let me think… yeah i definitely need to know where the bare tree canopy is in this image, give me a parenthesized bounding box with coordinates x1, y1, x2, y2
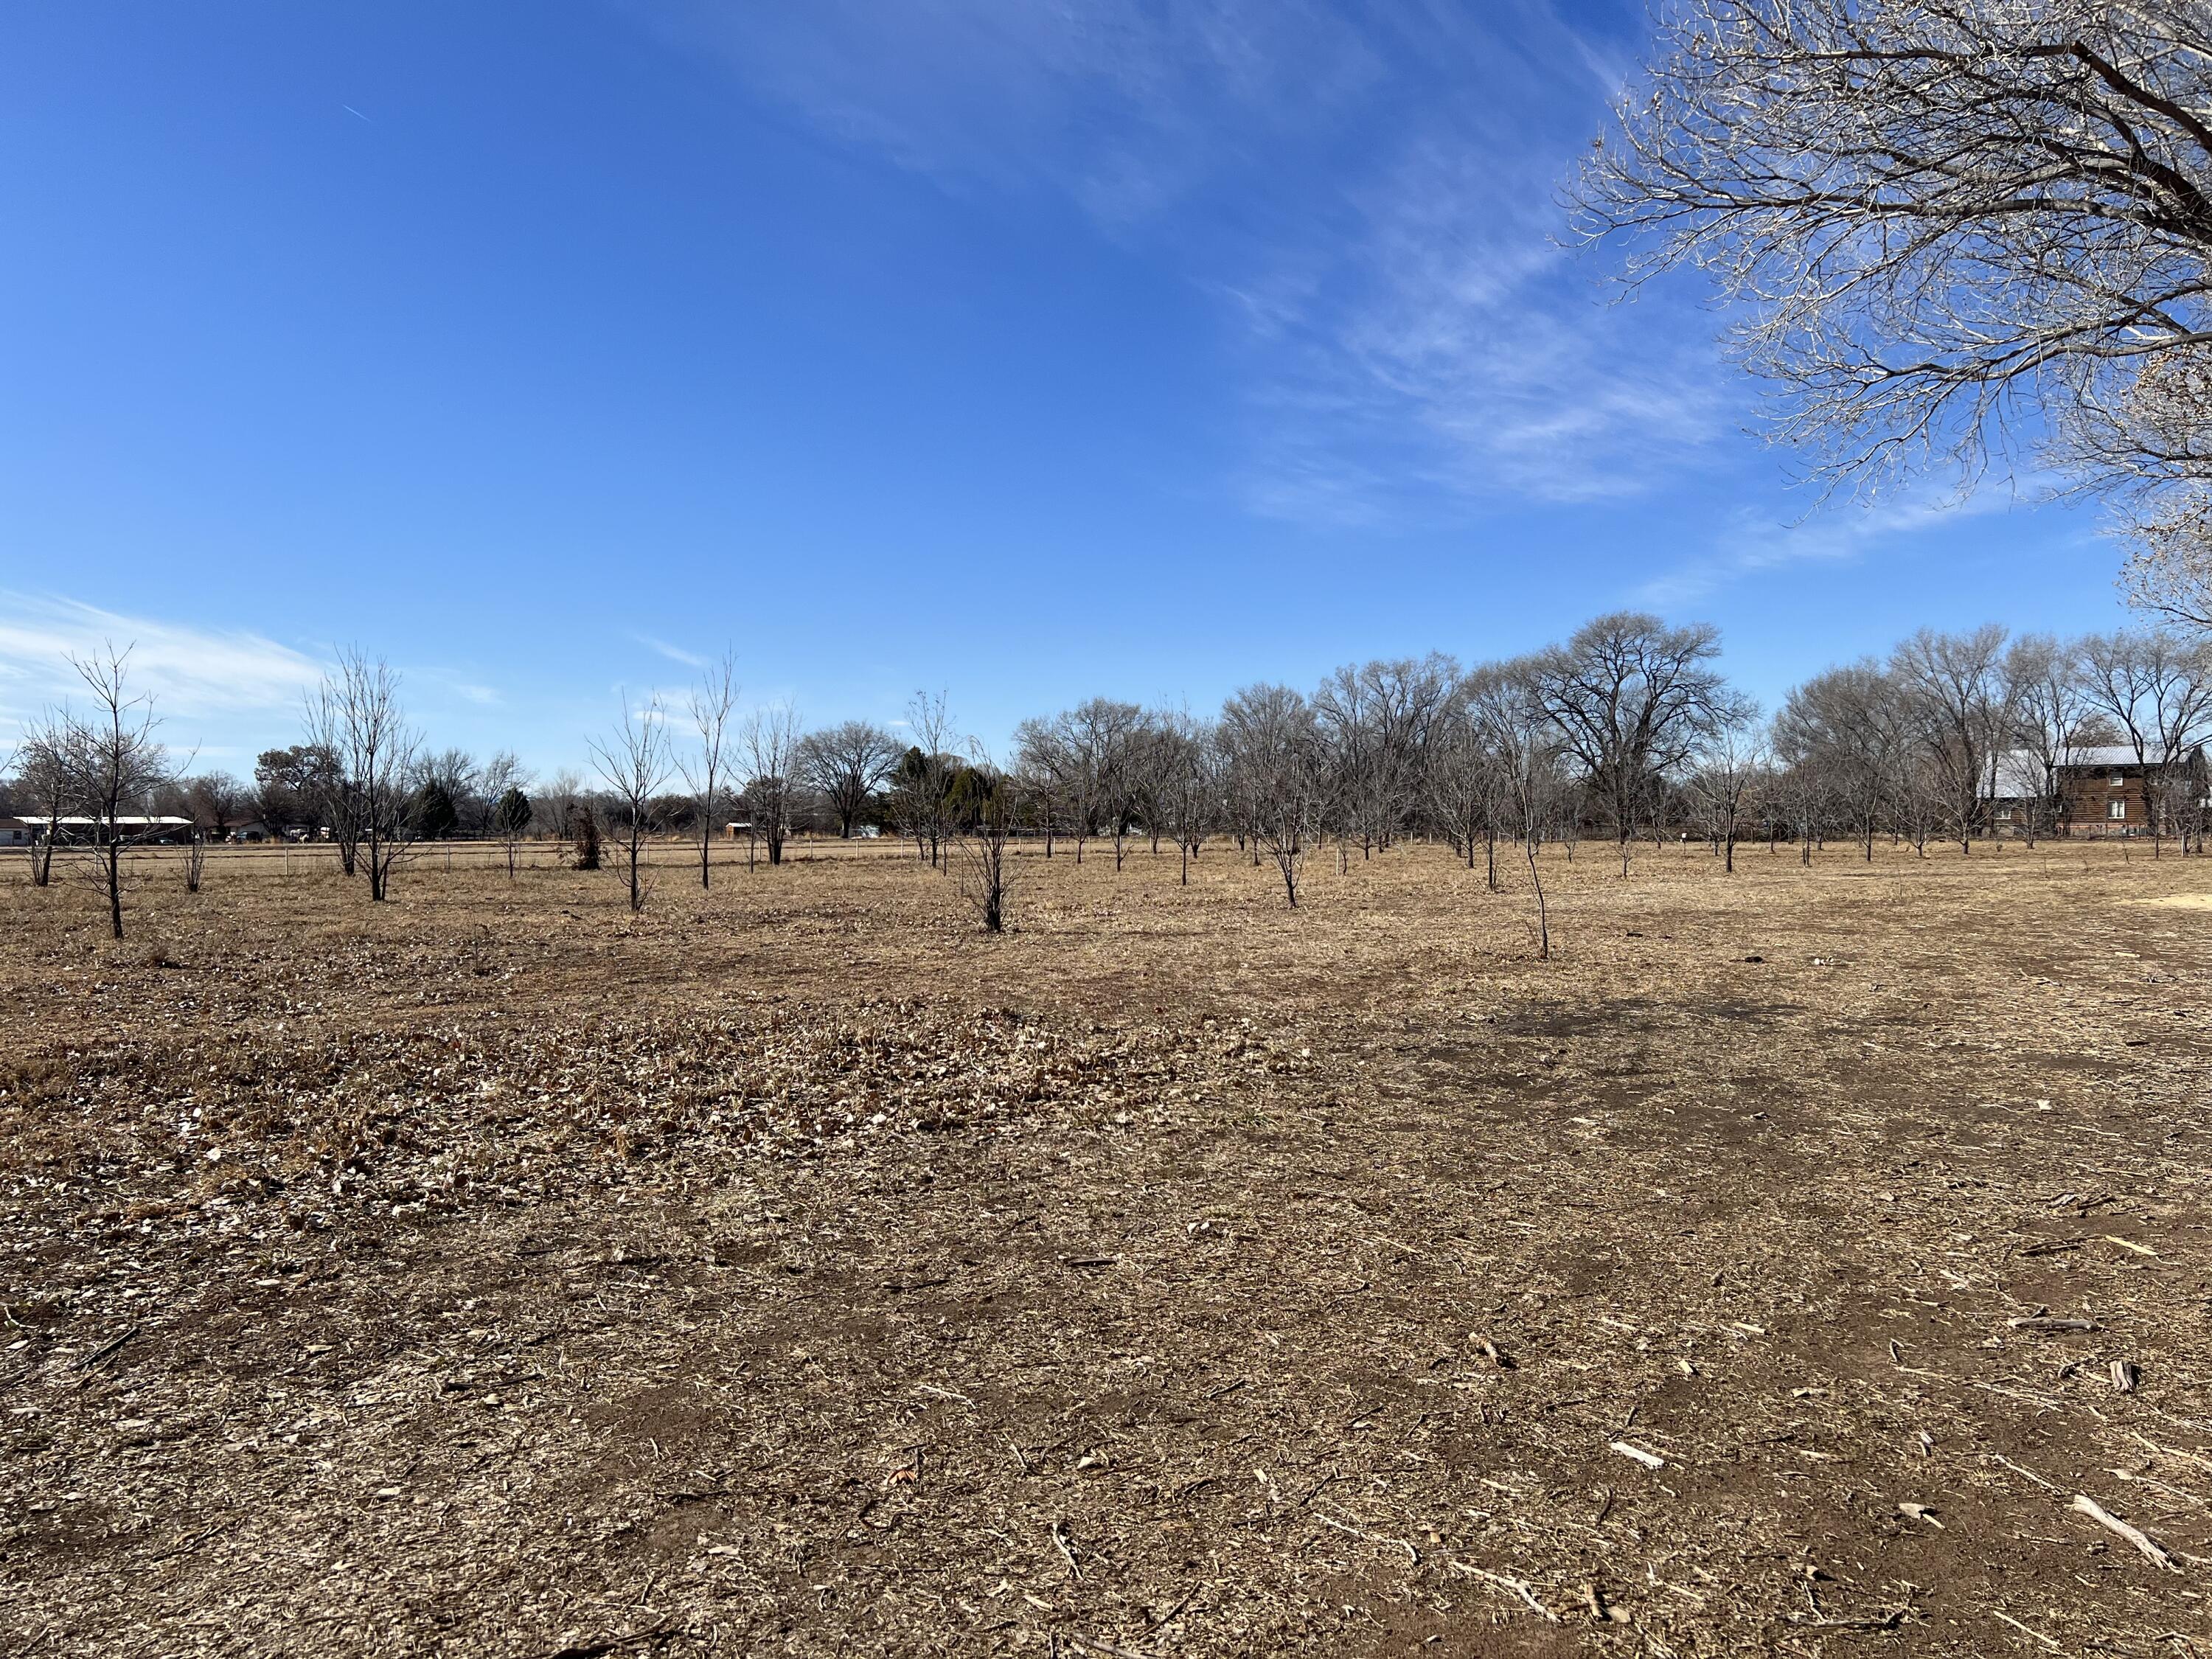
(181, 772, 250, 838)
(1891, 622, 2014, 855)
(588, 692, 672, 913)
(1528, 612, 1731, 871)
(677, 653, 740, 889)
(1218, 683, 1323, 908)
(13, 708, 80, 888)
(1312, 655, 1455, 858)
(60, 646, 174, 939)
(891, 691, 959, 868)
(308, 650, 420, 902)
(2078, 625, 2212, 848)
(797, 720, 900, 840)
(740, 703, 805, 869)
(951, 745, 1018, 933)
(1573, 1, 2212, 626)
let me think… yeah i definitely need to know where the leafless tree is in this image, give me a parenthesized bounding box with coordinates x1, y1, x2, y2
(2003, 634, 2092, 842)
(798, 719, 900, 839)
(309, 650, 420, 902)
(953, 747, 1018, 933)
(13, 710, 77, 888)
(1764, 750, 1832, 866)
(478, 750, 526, 814)
(1529, 613, 1730, 877)
(1425, 709, 1492, 877)
(740, 703, 804, 868)
(1011, 716, 1080, 858)
(588, 693, 672, 912)
(677, 653, 740, 888)
(1775, 663, 1909, 860)
(1313, 655, 1454, 857)
(538, 768, 583, 839)
(59, 646, 175, 939)
(2127, 487, 2212, 636)
(1686, 699, 1766, 872)
(1124, 715, 1183, 858)
(1151, 712, 1218, 885)
(892, 690, 959, 868)
(1892, 625, 2010, 854)
(1439, 665, 1532, 891)
(1092, 702, 1151, 871)
(1186, 717, 1229, 878)
(183, 773, 250, 840)
(1576, 1, 2212, 619)
(301, 681, 368, 878)
(1218, 683, 1321, 909)
(480, 751, 532, 877)
(2079, 627, 2212, 853)
(1032, 698, 1144, 866)
(1899, 746, 1952, 856)
(1481, 663, 1562, 960)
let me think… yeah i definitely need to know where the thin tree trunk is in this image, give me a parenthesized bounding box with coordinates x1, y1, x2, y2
(1526, 838, 1548, 961)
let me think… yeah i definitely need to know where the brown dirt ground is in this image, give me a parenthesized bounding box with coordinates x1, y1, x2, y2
(3, 835, 2211, 1658)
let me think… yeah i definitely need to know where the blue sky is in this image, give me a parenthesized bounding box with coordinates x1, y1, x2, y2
(1, 0, 2118, 777)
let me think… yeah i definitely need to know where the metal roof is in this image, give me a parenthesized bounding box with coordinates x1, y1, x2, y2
(1982, 746, 2201, 799)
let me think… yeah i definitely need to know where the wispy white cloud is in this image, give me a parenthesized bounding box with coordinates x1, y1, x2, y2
(0, 591, 326, 736)
(633, 0, 1707, 526)
(631, 632, 707, 669)
(1213, 4, 1725, 518)
(640, 0, 1384, 225)
(1229, 135, 1722, 520)
(1635, 482, 2028, 608)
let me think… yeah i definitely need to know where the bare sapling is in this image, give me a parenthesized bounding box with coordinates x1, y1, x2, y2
(14, 711, 77, 888)
(309, 650, 420, 902)
(678, 652, 740, 889)
(589, 692, 672, 914)
(740, 702, 804, 868)
(955, 745, 1017, 933)
(60, 645, 177, 941)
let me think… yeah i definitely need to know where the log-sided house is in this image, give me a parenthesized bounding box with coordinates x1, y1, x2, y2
(1986, 745, 2210, 838)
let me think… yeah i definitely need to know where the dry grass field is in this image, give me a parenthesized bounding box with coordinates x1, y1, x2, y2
(3, 835, 2210, 1657)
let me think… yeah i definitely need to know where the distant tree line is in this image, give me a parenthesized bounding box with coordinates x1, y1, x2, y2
(7, 615, 2211, 939)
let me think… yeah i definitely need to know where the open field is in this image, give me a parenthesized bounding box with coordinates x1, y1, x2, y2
(4, 836, 2211, 1657)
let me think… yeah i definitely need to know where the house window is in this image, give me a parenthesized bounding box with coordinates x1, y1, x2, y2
(1996, 807, 2014, 821)
(2110, 799, 2128, 821)
(2111, 772, 2127, 787)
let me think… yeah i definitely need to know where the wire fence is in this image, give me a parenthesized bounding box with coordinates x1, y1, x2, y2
(0, 836, 903, 877)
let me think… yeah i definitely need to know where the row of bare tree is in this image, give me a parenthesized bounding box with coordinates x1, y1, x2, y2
(10, 613, 2211, 943)
(1773, 627, 2212, 860)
